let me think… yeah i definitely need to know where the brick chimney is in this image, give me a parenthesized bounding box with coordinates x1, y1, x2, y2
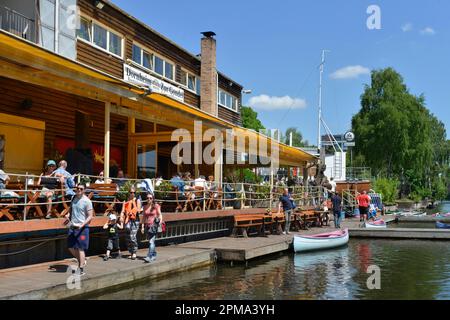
(200, 32, 218, 116)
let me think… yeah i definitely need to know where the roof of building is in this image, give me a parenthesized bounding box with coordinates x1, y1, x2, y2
(103, 0, 244, 89)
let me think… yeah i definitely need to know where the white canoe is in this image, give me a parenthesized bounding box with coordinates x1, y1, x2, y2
(365, 220, 387, 229)
(293, 229, 349, 253)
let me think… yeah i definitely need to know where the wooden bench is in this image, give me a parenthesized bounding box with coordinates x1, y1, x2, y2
(232, 214, 265, 238)
(270, 212, 286, 234)
(0, 181, 23, 221)
(295, 210, 321, 229)
(87, 183, 118, 216)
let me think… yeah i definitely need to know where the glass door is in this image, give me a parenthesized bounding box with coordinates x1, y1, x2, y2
(137, 144, 156, 179)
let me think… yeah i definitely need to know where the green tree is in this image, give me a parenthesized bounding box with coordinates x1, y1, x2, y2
(241, 106, 265, 132)
(352, 68, 448, 198)
(284, 127, 308, 147)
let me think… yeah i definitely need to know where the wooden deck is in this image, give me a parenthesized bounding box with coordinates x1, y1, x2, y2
(0, 208, 271, 235)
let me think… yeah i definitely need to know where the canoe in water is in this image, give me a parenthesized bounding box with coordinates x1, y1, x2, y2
(436, 221, 450, 229)
(293, 229, 349, 253)
(365, 220, 387, 229)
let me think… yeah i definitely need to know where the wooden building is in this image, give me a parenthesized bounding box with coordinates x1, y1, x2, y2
(0, 0, 316, 180)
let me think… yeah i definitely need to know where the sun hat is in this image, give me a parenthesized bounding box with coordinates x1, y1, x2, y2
(47, 160, 57, 166)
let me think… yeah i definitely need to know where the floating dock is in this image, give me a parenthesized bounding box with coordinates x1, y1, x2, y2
(349, 228, 450, 240)
(178, 235, 293, 262)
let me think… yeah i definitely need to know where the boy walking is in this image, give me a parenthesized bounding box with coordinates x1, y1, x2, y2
(64, 183, 93, 276)
(103, 214, 123, 261)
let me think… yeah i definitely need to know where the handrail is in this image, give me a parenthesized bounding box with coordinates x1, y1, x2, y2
(0, 171, 328, 221)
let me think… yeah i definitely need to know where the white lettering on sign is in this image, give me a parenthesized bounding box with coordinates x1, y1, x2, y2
(123, 64, 185, 102)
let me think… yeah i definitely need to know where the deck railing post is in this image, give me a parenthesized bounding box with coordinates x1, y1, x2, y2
(203, 189, 206, 212)
(23, 172, 28, 221)
(241, 182, 245, 209)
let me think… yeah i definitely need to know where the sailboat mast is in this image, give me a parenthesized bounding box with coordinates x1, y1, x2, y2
(317, 50, 326, 154)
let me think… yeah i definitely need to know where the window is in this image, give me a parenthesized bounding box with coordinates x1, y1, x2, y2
(154, 56, 164, 76)
(77, 17, 123, 58)
(93, 23, 107, 50)
(143, 51, 153, 70)
(109, 31, 122, 56)
(187, 74, 196, 91)
(218, 89, 238, 112)
(165, 61, 174, 80)
(179, 69, 200, 94)
(77, 17, 91, 41)
(132, 44, 142, 64)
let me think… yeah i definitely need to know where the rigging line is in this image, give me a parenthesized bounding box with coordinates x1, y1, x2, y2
(275, 63, 318, 128)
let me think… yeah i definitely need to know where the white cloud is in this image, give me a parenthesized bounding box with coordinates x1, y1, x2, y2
(420, 27, 436, 35)
(401, 23, 413, 32)
(248, 95, 307, 111)
(330, 65, 370, 80)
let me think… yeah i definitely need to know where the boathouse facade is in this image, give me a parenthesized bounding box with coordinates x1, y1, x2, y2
(0, 0, 314, 180)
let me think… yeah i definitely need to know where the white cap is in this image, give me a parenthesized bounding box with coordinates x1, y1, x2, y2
(109, 214, 117, 221)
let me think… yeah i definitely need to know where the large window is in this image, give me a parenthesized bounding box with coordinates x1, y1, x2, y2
(179, 69, 200, 95)
(218, 89, 239, 112)
(132, 43, 174, 81)
(76, 17, 123, 58)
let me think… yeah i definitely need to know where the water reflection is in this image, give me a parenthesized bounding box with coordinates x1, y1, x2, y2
(91, 238, 450, 300)
(294, 247, 356, 299)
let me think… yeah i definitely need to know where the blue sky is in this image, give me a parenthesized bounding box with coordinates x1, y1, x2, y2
(111, 0, 449, 144)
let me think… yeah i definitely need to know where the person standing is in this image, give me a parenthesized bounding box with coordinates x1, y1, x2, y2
(331, 192, 343, 229)
(357, 190, 371, 222)
(140, 193, 163, 263)
(64, 183, 93, 276)
(277, 188, 294, 235)
(120, 187, 141, 260)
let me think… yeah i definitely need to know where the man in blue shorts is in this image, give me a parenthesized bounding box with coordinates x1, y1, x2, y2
(64, 183, 93, 276)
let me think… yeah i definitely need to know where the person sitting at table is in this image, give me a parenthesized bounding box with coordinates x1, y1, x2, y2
(38, 160, 62, 219)
(0, 169, 9, 191)
(53, 160, 75, 199)
(194, 175, 207, 189)
(114, 169, 127, 188)
(183, 172, 194, 190)
(206, 175, 217, 191)
(170, 173, 185, 195)
(95, 171, 105, 184)
(0, 169, 19, 198)
(222, 177, 235, 207)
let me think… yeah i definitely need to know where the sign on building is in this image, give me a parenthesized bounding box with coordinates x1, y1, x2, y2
(123, 64, 185, 103)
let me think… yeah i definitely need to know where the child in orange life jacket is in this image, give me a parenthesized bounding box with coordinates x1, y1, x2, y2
(103, 214, 123, 261)
(120, 187, 142, 260)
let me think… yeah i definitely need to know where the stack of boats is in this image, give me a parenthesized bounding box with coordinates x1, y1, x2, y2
(394, 211, 427, 217)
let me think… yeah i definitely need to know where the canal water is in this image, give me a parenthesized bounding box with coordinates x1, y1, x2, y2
(91, 202, 450, 300)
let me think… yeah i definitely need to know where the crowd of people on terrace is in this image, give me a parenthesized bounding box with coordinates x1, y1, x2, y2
(1, 159, 380, 277)
(0, 158, 344, 223)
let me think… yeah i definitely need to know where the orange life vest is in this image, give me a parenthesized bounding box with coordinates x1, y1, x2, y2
(124, 198, 138, 222)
